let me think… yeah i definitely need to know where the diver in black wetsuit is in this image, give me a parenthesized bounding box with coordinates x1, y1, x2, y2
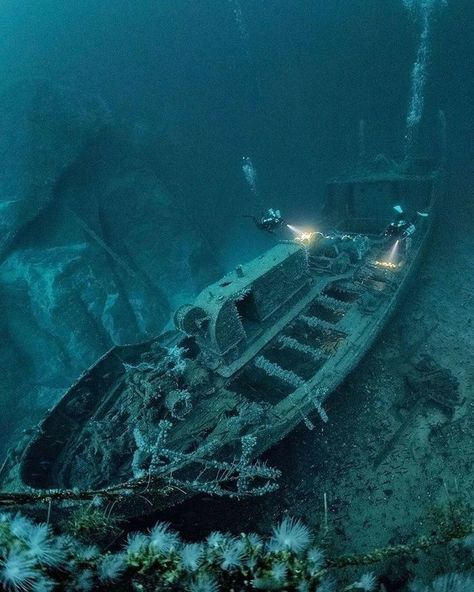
(384, 205, 429, 259)
(384, 206, 417, 240)
(247, 208, 284, 234)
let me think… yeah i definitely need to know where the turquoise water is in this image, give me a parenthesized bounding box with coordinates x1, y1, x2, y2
(0, 2, 472, 590)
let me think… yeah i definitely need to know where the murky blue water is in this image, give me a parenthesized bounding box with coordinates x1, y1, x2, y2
(0, 2, 472, 588)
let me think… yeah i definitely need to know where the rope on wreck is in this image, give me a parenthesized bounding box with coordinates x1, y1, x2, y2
(325, 527, 473, 570)
(0, 477, 174, 506)
(0, 487, 472, 575)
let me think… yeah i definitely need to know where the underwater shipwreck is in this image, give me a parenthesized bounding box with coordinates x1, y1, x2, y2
(3, 0, 473, 589)
(0, 155, 445, 520)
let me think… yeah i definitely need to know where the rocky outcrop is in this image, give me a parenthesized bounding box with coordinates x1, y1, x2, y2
(90, 166, 218, 304)
(0, 81, 222, 446)
(0, 79, 109, 260)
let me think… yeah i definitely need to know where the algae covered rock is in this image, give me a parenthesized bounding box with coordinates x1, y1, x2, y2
(0, 241, 168, 394)
(0, 80, 221, 448)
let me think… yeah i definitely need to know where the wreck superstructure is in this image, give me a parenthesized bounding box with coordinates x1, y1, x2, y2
(175, 243, 310, 376)
(0, 157, 444, 519)
(323, 158, 438, 233)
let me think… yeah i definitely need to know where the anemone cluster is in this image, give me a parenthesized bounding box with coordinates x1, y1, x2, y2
(0, 511, 471, 591)
(0, 513, 367, 591)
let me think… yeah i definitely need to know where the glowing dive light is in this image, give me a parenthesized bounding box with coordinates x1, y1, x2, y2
(287, 224, 318, 246)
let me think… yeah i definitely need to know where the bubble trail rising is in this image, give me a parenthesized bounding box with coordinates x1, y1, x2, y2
(228, 0, 248, 40)
(403, 0, 448, 158)
(242, 156, 258, 196)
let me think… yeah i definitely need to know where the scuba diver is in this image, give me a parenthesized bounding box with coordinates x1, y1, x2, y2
(384, 205, 428, 240)
(384, 205, 415, 240)
(384, 205, 429, 256)
(246, 208, 284, 234)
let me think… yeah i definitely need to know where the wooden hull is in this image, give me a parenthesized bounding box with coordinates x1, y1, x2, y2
(0, 166, 444, 520)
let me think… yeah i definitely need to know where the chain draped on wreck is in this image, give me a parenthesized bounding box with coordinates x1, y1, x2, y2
(0, 432, 280, 508)
(0, 343, 281, 511)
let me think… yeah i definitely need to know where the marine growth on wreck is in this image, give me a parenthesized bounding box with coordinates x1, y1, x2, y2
(0, 0, 471, 590)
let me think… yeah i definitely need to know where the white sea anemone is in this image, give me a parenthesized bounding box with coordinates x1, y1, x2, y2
(354, 572, 377, 591)
(9, 514, 35, 541)
(246, 532, 263, 548)
(99, 554, 126, 582)
(206, 531, 226, 548)
(73, 569, 94, 592)
(0, 550, 38, 592)
(270, 561, 288, 583)
(219, 538, 245, 571)
(54, 534, 75, 552)
(148, 522, 179, 554)
(126, 533, 149, 554)
(180, 543, 204, 571)
(30, 575, 55, 592)
(268, 517, 312, 554)
(75, 544, 100, 561)
(23, 523, 66, 567)
(307, 546, 324, 574)
(189, 573, 219, 592)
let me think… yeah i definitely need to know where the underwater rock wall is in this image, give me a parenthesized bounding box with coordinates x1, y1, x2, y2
(0, 79, 109, 259)
(0, 80, 221, 448)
